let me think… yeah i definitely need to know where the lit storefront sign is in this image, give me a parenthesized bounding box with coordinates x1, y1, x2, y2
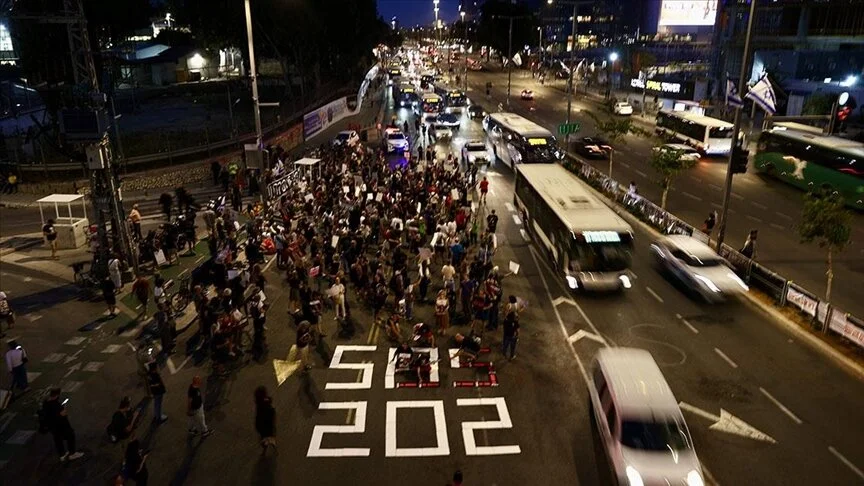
(629, 78, 695, 100)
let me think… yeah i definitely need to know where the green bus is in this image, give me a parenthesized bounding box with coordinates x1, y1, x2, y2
(754, 125, 864, 210)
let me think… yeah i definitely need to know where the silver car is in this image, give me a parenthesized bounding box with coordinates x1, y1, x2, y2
(650, 235, 749, 302)
(461, 140, 489, 166)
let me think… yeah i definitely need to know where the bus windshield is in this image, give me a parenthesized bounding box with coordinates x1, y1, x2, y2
(448, 92, 466, 106)
(521, 137, 561, 163)
(422, 99, 441, 113)
(568, 241, 632, 272)
(709, 126, 733, 139)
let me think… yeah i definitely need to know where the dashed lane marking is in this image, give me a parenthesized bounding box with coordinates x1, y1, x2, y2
(714, 348, 739, 369)
(101, 344, 123, 354)
(83, 361, 104, 372)
(676, 314, 699, 334)
(769, 223, 786, 231)
(635, 169, 648, 178)
(645, 286, 665, 303)
(731, 193, 744, 201)
(759, 387, 803, 425)
(745, 215, 763, 223)
(682, 191, 702, 201)
(42, 353, 65, 363)
(65, 337, 86, 346)
(828, 446, 864, 481)
(752, 202, 768, 210)
(708, 183, 722, 191)
(775, 212, 794, 221)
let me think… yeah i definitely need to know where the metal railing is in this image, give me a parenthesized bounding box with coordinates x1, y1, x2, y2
(561, 154, 864, 354)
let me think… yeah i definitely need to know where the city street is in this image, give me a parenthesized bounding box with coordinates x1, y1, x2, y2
(460, 67, 864, 320)
(1, 70, 864, 486)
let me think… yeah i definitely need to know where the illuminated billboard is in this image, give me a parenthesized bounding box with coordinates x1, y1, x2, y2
(658, 1, 718, 27)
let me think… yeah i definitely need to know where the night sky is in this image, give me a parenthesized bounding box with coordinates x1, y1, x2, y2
(377, 0, 463, 28)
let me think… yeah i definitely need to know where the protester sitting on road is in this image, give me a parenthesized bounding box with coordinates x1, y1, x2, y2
(454, 332, 482, 363)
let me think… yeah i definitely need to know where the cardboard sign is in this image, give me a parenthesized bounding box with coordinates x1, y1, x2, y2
(355, 187, 361, 198)
(341, 163, 347, 174)
(367, 193, 373, 201)
(342, 186, 350, 194)
(331, 235, 339, 248)
(154, 249, 167, 266)
(451, 189, 459, 200)
(305, 193, 314, 202)
(376, 193, 384, 202)
(417, 202, 422, 214)
(509, 261, 520, 275)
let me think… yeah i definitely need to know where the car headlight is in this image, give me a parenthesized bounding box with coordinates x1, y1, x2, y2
(728, 272, 749, 291)
(687, 470, 704, 486)
(625, 466, 644, 486)
(693, 274, 721, 293)
(565, 275, 578, 289)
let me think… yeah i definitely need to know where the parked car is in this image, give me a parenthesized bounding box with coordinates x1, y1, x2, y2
(384, 128, 409, 153)
(435, 113, 460, 128)
(612, 101, 634, 116)
(520, 89, 534, 100)
(575, 137, 613, 159)
(333, 130, 360, 147)
(461, 140, 490, 166)
(650, 235, 749, 303)
(653, 143, 701, 162)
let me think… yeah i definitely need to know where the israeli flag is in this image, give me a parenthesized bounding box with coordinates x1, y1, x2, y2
(726, 79, 743, 108)
(745, 74, 777, 115)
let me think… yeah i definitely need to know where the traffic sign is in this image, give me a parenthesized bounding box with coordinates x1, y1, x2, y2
(558, 123, 580, 135)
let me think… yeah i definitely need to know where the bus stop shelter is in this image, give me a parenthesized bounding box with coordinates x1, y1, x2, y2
(294, 158, 321, 180)
(36, 194, 90, 249)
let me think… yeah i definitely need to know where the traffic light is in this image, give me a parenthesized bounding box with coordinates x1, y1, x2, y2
(731, 146, 749, 174)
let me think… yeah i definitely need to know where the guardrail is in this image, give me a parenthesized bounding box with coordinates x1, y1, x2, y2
(560, 154, 864, 354)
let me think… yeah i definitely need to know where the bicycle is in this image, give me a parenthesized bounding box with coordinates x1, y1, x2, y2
(168, 276, 193, 314)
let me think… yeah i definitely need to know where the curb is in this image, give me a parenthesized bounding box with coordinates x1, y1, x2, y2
(0, 239, 43, 257)
(0, 201, 35, 209)
(584, 172, 864, 383)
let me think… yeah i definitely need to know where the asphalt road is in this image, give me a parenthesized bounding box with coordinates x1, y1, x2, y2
(459, 67, 864, 322)
(2, 78, 864, 486)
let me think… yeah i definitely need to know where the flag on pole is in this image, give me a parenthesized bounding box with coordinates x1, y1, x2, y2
(512, 53, 523, 67)
(745, 74, 777, 115)
(726, 79, 743, 108)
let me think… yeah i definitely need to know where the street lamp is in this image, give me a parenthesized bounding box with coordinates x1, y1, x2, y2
(548, 0, 593, 144)
(606, 51, 618, 100)
(461, 11, 468, 91)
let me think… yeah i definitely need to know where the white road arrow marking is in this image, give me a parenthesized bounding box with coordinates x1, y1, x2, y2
(551, 296, 577, 308)
(568, 329, 606, 345)
(63, 362, 82, 378)
(273, 345, 302, 386)
(679, 402, 777, 444)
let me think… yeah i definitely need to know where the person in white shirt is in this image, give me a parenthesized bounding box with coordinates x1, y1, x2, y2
(330, 277, 346, 320)
(441, 263, 456, 293)
(5, 340, 28, 393)
(390, 217, 404, 231)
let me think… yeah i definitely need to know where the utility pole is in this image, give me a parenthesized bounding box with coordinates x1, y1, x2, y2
(716, 0, 758, 250)
(244, 0, 263, 160)
(493, 15, 529, 109)
(462, 11, 468, 92)
(548, 0, 594, 144)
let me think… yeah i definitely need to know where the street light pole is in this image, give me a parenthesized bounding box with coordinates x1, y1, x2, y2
(507, 16, 513, 109)
(244, 0, 264, 162)
(716, 0, 758, 251)
(565, 2, 577, 143)
(462, 11, 468, 92)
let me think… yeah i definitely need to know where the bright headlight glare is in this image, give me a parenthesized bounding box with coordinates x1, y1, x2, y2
(693, 274, 720, 292)
(626, 466, 644, 486)
(566, 275, 578, 289)
(687, 470, 704, 486)
(619, 275, 632, 289)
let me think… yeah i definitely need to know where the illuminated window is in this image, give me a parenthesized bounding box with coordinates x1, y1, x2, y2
(0, 24, 13, 52)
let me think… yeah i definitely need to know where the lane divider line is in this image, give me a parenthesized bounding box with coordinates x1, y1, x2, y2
(645, 286, 665, 303)
(675, 314, 700, 334)
(828, 446, 864, 481)
(714, 348, 739, 369)
(759, 387, 803, 425)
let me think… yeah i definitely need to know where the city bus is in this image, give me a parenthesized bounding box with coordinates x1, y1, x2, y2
(754, 125, 864, 210)
(445, 89, 467, 113)
(482, 112, 564, 168)
(416, 92, 443, 121)
(514, 164, 635, 291)
(655, 110, 736, 156)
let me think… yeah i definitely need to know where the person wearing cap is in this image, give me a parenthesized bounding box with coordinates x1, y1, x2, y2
(128, 204, 142, 241)
(5, 340, 28, 394)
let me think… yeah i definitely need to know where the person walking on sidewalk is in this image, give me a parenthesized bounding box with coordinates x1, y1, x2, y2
(254, 386, 277, 455)
(132, 276, 151, 319)
(42, 387, 84, 463)
(5, 340, 28, 394)
(147, 362, 168, 424)
(128, 204, 143, 241)
(296, 321, 314, 370)
(701, 211, 717, 237)
(102, 277, 119, 318)
(740, 229, 758, 260)
(109, 255, 122, 291)
(501, 295, 522, 360)
(42, 218, 58, 259)
(479, 177, 489, 205)
(187, 375, 213, 437)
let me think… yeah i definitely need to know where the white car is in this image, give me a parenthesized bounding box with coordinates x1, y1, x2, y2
(431, 124, 452, 140)
(384, 128, 409, 153)
(650, 235, 749, 302)
(333, 130, 360, 147)
(461, 140, 490, 166)
(653, 143, 701, 162)
(520, 89, 534, 100)
(613, 101, 633, 116)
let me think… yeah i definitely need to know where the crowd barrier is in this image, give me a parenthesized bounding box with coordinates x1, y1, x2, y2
(560, 154, 864, 353)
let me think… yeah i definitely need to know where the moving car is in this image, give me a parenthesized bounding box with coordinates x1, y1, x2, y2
(589, 348, 705, 486)
(653, 143, 702, 162)
(461, 140, 490, 167)
(612, 101, 634, 116)
(333, 130, 360, 147)
(575, 137, 612, 159)
(435, 113, 460, 129)
(650, 235, 749, 303)
(520, 89, 534, 101)
(431, 124, 452, 140)
(467, 104, 486, 119)
(384, 128, 409, 153)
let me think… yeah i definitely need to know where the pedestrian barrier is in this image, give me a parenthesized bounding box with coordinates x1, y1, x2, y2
(560, 153, 864, 354)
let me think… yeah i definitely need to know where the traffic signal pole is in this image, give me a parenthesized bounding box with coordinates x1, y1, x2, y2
(716, 0, 758, 251)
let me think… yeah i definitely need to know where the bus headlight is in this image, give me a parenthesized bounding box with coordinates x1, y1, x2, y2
(618, 275, 632, 289)
(566, 275, 578, 289)
(686, 470, 704, 486)
(625, 466, 644, 486)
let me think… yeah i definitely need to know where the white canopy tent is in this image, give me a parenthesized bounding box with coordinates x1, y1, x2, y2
(294, 157, 321, 180)
(35, 194, 89, 249)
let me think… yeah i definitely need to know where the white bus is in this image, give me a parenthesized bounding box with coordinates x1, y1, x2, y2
(416, 92, 443, 122)
(514, 164, 635, 292)
(655, 111, 736, 156)
(482, 112, 564, 168)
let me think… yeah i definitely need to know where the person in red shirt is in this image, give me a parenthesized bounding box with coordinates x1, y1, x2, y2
(478, 177, 489, 205)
